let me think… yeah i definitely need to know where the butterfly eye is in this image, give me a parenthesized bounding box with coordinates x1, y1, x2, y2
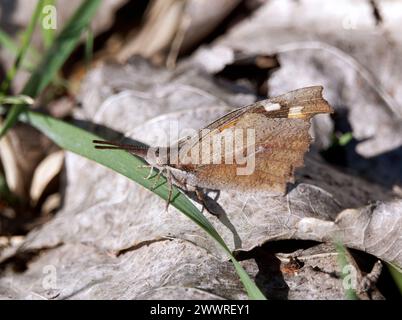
(154, 148, 160, 157)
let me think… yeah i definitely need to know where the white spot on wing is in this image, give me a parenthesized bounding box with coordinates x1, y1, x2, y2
(264, 103, 281, 112)
(289, 106, 304, 115)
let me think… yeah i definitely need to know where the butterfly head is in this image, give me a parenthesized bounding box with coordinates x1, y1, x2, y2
(145, 147, 170, 167)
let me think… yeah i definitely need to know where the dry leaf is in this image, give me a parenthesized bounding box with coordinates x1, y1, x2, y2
(0, 124, 54, 201)
(117, 0, 241, 65)
(29, 151, 64, 205)
(0, 134, 25, 199)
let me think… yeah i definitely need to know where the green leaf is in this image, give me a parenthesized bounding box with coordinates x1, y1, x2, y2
(0, 28, 40, 72)
(85, 27, 94, 70)
(387, 262, 402, 294)
(23, 0, 101, 98)
(0, 171, 18, 205)
(0, 0, 102, 139)
(231, 259, 266, 299)
(0, 0, 45, 94)
(0, 172, 9, 196)
(0, 104, 26, 138)
(20, 110, 266, 300)
(0, 95, 34, 106)
(0, 28, 19, 54)
(339, 132, 353, 146)
(41, 0, 56, 49)
(335, 241, 358, 300)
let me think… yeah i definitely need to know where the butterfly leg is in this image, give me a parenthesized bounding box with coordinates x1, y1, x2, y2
(137, 164, 154, 179)
(195, 188, 208, 213)
(195, 188, 206, 212)
(144, 166, 155, 180)
(151, 169, 163, 190)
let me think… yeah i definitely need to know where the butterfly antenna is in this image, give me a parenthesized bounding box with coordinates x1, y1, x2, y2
(93, 140, 149, 156)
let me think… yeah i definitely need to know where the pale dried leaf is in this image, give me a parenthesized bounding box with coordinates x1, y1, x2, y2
(29, 151, 64, 205)
(41, 193, 62, 215)
(117, 0, 241, 63)
(0, 124, 54, 200)
(0, 133, 25, 198)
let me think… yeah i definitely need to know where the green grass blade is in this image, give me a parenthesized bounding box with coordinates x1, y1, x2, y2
(0, 0, 45, 94)
(20, 110, 266, 300)
(335, 241, 359, 300)
(0, 28, 40, 62)
(0, 172, 9, 197)
(41, 0, 56, 49)
(85, 27, 94, 69)
(387, 262, 402, 294)
(338, 132, 353, 146)
(0, 28, 39, 72)
(0, 104, 26, 138)
(0, 28, 19, 55)
(231, 258, 266, 299)
(0, 95, 34, 106)
(22, 0, 101, 98)
(0, 171, 18, 205)
(0, 0, 101, 139)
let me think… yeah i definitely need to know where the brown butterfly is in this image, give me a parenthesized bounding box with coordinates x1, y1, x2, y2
(94, 86, 333, 210)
